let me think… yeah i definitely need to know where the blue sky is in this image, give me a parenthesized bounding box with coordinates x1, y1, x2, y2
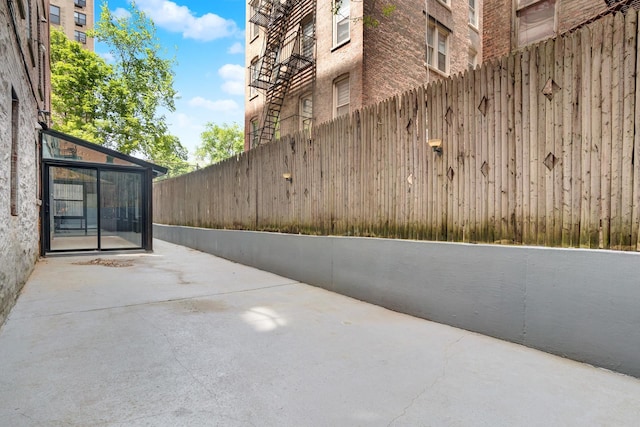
(96, 0, 246, 159)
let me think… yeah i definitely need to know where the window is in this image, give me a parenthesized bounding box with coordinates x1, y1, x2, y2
(274, 118, 280, 140)
(250, 119, 259, 148)
(427, 23, 449, 74)
(300, 93, 313, 131)
(301, 16, 314, 58)
(517, 0, 556, 47)
(50, 5, 60, 25)
(468, 50, 477, 70)
(469, 0, 477, 27)
(333, 0, 350, 47)
(250, 57, 259, 98)
(75, 30, 86, 44)
(74, 0, 86, 8)
(74, 11, 86, 26)
(334, 75, 350, 118)
(250, 0, 259, 40)
(11, 88, 19, 216)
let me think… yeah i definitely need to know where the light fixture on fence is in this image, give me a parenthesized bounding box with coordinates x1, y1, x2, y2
(282, 172, 293, 183)
(428, 139, 442, 155)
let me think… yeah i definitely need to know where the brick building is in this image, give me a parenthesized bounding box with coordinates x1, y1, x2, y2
(49, 0, 94, 50)
(483, 0, 640, 61)
(245, 0, 483, 149)
(1, 0, 51, 324)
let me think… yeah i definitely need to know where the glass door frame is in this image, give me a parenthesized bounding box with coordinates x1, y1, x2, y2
(42, 160, 148, 253)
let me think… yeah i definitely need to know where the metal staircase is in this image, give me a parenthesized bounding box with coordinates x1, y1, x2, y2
(249, 0, 314, 146)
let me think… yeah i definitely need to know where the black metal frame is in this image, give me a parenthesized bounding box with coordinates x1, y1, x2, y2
(39, 130, 165, 255)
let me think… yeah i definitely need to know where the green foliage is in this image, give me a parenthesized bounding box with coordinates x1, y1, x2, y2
(147, 134, 195, 178)
(50, 1, 187, 177)
(332, 0, 396, 29)
(195, 123, 244, 165)
(50, 28, 112, 143)
(151, 137, 196, 179)
(90, 1, 178, 157)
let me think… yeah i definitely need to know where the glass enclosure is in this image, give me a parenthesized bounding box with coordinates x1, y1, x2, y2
(49, 166, 98, 251)
(41, 129, 165, 254)
(47, 166, 144, 251)
(100, 171, 142, 249)
(42, 132, 142, 167)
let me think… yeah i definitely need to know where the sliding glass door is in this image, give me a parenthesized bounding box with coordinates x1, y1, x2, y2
(48, 166, 98, 251)
(100, 170, 142, 249)
(45, 166, 144, 252)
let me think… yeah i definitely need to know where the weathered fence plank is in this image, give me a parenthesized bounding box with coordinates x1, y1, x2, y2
(153, 12, 640, 252)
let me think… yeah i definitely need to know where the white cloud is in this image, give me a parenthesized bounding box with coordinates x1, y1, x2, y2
(188, 97, 239, 112)
(218, 64, 245, 95)
(112, 8, 131, 20)
(99, 52, 115, 63)
(218, 64, 244, 80)
(136, 0, 238, 42)
(227, 42, 244, 54)
(221, 81, 244, 96)
(173, 112, 196, 129)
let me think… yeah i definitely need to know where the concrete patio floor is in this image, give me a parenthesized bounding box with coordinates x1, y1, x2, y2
(1, 240, 640, 426)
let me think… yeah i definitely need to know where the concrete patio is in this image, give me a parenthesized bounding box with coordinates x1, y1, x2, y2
(1, 239, 639, 426)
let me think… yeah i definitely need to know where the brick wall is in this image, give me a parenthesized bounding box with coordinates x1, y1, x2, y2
(245, 0, 482, 146)
(362, 0, 426, 106)
(483, 0, 616, 61)
(557, 1, 608, 33)
(314, 0, 364, 124)
(0, 1, 47, 326)
(363, 0, 483, 106)
(483, 0, 512, 61)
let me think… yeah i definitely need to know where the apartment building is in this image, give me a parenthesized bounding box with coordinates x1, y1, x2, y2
(245, 0, 483, 149)
(49, 0, 93, 50)
(1, 0, 51, 324)
(484, 0, 640, 61)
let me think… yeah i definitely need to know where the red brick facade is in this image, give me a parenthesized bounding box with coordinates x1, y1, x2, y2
(483, 0, 633, 61)
(245, 0, 482, 148)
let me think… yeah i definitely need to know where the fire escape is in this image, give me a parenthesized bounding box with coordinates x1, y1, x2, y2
(249, 0, 314, 146)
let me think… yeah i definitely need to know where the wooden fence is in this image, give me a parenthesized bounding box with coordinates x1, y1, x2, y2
(154, 11, 640, 251)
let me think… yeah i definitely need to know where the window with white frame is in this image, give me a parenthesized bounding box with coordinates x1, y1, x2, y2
(517, 0, 556, 47)
(334, 75, 350, 118)
(74, 11, 86, 26)
(427, 22, 449, 74)
(333, 0, 350, 47)
(250, 0, 259, 40)
(468, 49, 477, 70)
(250, 57, 259, 98)
(469, 0, 477, 27)
(50, 5, 60, 25)
(301, 15, 314, 58)
(250, 119, 259, 148)
(75, 30, 87, 44)
(300, 93, 313, 131)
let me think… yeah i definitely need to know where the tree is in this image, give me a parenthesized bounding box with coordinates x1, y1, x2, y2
(333, 0, 396, 28)
(49, 28, 112, 143)
(49, 1, 189, 176)
(195, 123, 244, 165)
(91, 1, 179, 159)
(151, 136, 196, 179)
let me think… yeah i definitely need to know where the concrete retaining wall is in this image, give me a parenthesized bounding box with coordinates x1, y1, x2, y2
(154, 224, 640, 378)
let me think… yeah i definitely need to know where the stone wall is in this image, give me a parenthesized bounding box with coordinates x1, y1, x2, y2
(0, 1, 47, 326)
